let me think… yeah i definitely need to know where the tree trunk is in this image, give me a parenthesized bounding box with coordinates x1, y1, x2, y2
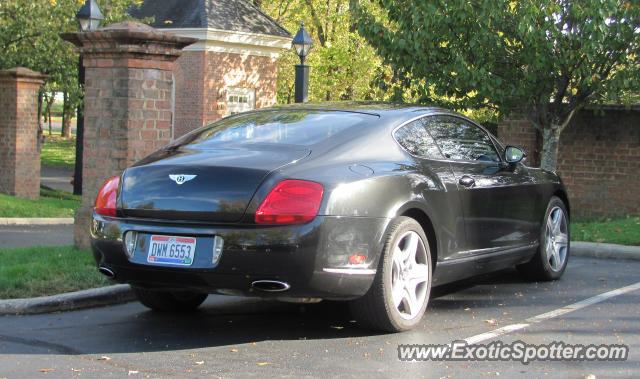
(37, 90, 44, 153)
(47, 102, 53, 135)
(45, 93, 54, 135)
(37, 90, 43, 134)
(537, 108, 576, 173)
(540, 125, 561, 172)
(61, 91, 71, 138)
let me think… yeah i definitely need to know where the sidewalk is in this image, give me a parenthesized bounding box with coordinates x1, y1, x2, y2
(41, 164, 73, 193)
(0, 224, 74, 248)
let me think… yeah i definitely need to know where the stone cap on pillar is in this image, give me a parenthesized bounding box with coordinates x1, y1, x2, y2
(60, 21, 198, 69)
(0, 67, 49, 86)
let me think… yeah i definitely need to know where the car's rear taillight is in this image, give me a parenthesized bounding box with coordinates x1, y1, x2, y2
(94, 176, 120, 217)
(255, 180, 324, 224)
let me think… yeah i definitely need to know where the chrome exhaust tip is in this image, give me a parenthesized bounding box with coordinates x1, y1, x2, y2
(251, 280, 291, 292)
(98, 266, 116, 279)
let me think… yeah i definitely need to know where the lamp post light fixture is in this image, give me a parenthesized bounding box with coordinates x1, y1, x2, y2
(76, 0, 104, 31)
(291, 22, 313, 103)
(73, 0, 104, 195)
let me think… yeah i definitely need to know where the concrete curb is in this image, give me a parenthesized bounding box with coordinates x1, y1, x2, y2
(571, 241, 640, 261)
(0, 284, 134, 315)
(0, 218, 74, 225)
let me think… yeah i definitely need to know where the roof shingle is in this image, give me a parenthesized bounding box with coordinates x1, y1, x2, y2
(129, 0, 291, 38)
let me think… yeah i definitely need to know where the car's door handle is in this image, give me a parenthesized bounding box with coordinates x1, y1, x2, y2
(459, 176, 475, 187)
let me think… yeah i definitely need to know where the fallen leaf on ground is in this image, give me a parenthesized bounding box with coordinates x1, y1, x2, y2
(484, 319, 498, 326)
(195, 361, 204, 366)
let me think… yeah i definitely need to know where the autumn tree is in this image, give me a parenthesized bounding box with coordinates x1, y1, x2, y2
(0, 0, 141, 137)
(261, 0, 396, 103)
(352, 0, 640, 171)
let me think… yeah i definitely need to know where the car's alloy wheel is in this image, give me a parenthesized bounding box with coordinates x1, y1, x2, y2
(349, 216, 432, 332)
(390, 230, 430, 320)
(517, 196, 570, 281)
(544, 206, 569, 272)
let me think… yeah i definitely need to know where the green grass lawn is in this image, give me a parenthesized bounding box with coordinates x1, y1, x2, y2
(571, 215, 640, 246)
(0, 188, 80, 218)
(0, 245, 109, 299)
(41, 133, 76, 169)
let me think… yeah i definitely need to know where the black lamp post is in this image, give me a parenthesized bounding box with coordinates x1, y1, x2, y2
(73, 0, 103, 195)
(291, 22, 313, 103)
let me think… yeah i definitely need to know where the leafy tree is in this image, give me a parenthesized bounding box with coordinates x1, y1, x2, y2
(0, 0, 142, 137)
(262, 0, 393, 103)
(352, 0, 640, 171)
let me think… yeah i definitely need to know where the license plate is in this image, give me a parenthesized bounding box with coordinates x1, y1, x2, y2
(147, 235, 196, 266)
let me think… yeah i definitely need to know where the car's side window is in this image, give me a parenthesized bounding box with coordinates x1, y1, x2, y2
(423, 116, 500, 162)
(394, 119, 443, 159)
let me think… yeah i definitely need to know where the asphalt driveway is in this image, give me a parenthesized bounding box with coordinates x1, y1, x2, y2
(1, 256, 638, 378)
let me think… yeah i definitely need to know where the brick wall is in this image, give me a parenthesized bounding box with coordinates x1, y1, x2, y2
(203, 52, 278, 124)
(172, 50, 279, 138)
(0, 68, 47, 200)
(556, 109, 640, 218)
(498, 107, 640, 218)
(173, 51, 205, 139)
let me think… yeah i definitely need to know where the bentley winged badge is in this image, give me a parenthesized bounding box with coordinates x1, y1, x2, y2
(169, 174, 197, 185)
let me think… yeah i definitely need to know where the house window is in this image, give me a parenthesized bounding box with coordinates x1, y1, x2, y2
(226, 87, 256, 116)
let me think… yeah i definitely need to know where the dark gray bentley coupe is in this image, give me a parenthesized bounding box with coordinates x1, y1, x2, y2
(91, 103, 570, 332)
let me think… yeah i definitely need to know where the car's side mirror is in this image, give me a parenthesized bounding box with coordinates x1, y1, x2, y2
(505, 146, 526, 164)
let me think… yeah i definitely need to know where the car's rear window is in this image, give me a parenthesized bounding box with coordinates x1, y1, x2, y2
(178, 110, 375, 147)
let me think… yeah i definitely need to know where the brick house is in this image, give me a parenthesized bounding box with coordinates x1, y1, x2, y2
(130, 0, 292, 138)
(498, 105, 640, 218)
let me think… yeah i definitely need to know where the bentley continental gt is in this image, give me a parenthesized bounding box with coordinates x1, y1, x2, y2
(90, 103, 570, 332)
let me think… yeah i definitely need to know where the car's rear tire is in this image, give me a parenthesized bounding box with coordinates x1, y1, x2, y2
(132, 286, 208, 312)
(349, 216, 432, 332)
(517, 196, 570, 281)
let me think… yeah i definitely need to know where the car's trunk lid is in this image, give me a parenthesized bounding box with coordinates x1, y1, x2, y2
(119, 146, 310, 222)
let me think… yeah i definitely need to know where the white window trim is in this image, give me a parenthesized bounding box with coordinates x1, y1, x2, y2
(226, 87, 256, 116)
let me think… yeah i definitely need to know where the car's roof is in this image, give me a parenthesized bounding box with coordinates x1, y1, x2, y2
(263, 101, 449, 118)
(170, 102, 486, 164)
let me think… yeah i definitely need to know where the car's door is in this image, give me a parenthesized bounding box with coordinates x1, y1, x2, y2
(393, 118, 466, 261)
(422, 115, 539, 256)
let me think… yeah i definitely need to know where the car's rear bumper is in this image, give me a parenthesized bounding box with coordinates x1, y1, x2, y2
(90, 213, 389, 300)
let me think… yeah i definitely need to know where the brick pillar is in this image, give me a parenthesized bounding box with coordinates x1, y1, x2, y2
(61, 22, 196, 250)
(0, 68, 48, 200)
